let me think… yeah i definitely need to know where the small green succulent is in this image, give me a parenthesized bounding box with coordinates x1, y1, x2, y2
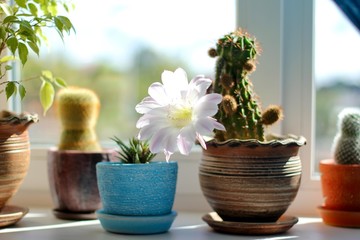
(112, 137, 156, 164)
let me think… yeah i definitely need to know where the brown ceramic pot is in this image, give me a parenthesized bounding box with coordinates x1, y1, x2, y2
(0, 111, 38, 209)
(199, 135, 306, 222)
(319, 159, 360, 211)
(47, 148, 114, 215)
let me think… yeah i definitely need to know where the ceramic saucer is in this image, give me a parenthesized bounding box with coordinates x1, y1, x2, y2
(202, 212, 298, 235)
(53, 209, 97, 220)
(96, 209, 177, 234)
(0, 205, 29, 228)
(318, 206, 360, 228)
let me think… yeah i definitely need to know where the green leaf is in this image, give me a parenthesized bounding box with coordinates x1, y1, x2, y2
(41, 70, 53, 81)
(27, 3, 38, 16)
(3, 16, 18, 24)
(15, 0, 27, 8)
(18, 42, 28, 65)
(54, 77, 67, 88)
(0, 3, 13, 16)
(19, 20, 34, 34)
(5, 65, 13, 71)
(48, 4, 58, 16)
(40, 81, 55, 116)
(18, 84, 26, 100)
(0, 55, 15, 63)
(5, 82, 16, 100)
(63, 3, 69, 12)
(0, 27, 6, 40)
(54, 17, 64, 33)
(27, 41, 39, 56)
(56, 16, 74, 33)
(6, 37, 18, 55)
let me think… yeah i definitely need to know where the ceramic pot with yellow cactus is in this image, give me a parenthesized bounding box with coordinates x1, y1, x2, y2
(47, 87, 114, 220)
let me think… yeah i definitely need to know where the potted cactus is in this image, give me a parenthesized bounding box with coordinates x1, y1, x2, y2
(96, 137, 178, 234)
(47, 87, 114, 220)
(199, 29, 306, 233)
(319, 108, 360, 228)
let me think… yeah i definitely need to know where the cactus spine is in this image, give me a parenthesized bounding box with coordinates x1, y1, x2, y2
(333, 108, 360, 164)
(209, 29, 282, 142)
(57, 87, 101, 151)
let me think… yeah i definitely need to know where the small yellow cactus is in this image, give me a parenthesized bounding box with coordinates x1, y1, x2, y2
(56, 87, 101, 151)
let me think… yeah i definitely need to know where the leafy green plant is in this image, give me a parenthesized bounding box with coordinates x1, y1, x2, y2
(112, 137, 156, 164)
(0, 0, 74, 114)
(209, 29, 283, 142)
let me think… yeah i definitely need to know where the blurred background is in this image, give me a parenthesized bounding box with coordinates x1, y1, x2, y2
(18, 0, 360, 173)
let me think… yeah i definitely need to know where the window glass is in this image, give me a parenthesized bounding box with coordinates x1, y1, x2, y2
(314, 0, 360, 171)
(21, 0, 236, 144)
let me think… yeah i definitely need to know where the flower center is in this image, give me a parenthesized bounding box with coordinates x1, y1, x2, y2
(168, 105, 193, 128)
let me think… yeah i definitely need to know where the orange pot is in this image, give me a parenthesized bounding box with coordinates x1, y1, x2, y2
(319, 159, 360, 211)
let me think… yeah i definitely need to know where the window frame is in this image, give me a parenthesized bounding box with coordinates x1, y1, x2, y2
(235, 0, 320, 216)
(10, 0, 322, 216)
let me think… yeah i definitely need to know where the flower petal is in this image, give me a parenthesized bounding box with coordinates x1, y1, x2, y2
(135, 96, 161, 114)
(196, 132, 207, 150)
(163, 131, 178, 161)
(148, 82, 169, 105)
(136, 107, 168, 128)
(189, 76, 212, 97)
(194, 93, 223, 117)
(195, 117, 225, 135)
(137, 121, 164, 140)
(213, 120, 226, 131)
(149, 128, 170, 154)
(173, 68, 189, 90)
(161, 68, 188, 99)
(177, 126, 196, 155)
(149, 127, 178, 154)
(194, 117, 215, 135)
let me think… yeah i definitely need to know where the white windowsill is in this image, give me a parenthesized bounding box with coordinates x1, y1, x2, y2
(1, 209, 358, 240)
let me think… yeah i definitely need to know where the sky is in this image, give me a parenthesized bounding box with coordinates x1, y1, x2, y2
(314, 0, 360, 85)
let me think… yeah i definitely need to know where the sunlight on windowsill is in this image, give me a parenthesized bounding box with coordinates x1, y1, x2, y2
(0, 220, 99, 234)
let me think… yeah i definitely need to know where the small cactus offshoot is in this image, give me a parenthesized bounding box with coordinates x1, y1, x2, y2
(333, 108, 360, 165)
(112, 137, 156, 164)
(209, 29, 283, 141)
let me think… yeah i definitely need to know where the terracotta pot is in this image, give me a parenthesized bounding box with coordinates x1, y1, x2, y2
(47, 148, 114, 215)
(199, 136, 306, 222)
(0, 111, 38, 209)
(319, 159, 360, 211)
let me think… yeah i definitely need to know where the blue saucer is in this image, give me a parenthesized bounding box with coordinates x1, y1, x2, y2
(96, 209, 177, 234)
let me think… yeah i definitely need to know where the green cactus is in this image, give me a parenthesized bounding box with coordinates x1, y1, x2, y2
(333, 108, 360, 164)
(57, 87, 101, 151)
(209, 29, 282, 141)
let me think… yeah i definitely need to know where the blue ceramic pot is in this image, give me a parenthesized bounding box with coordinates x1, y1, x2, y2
(96, 161, 178, 216)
